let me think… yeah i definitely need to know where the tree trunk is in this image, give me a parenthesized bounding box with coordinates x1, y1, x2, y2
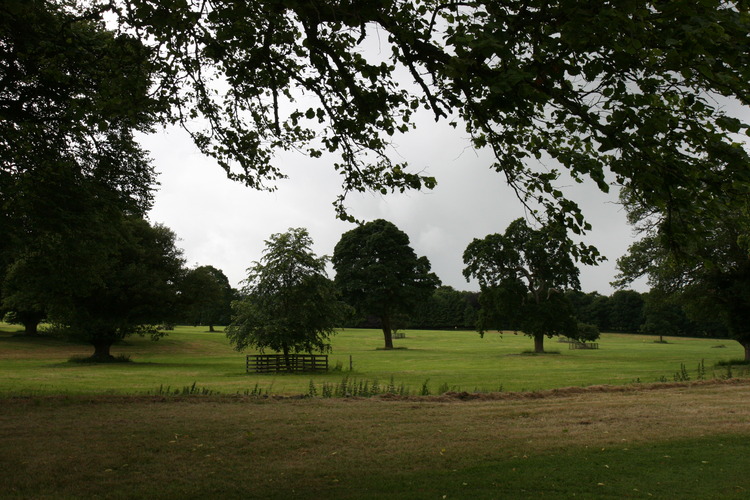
(381, 315, 394, 350)
(534, 333, 544, 353)
(283, 345, 291, 372)
(90, 342, 115, 362)
(742, 340, 750, 362)
(24, 319, 40, 336)
(209, 324, 216, 332)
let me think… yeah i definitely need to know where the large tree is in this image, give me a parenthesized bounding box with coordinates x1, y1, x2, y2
(333, 219, 439, 349)
(101, 0, 750, 243)
(463, 218, 585, 353)
(179, 265, 234, 331)
(43, 217, 185, 361)
(0, 0, 161, 342)
(616, 195, 750, 360)
(7, 2, 749, 267)
(226, 228, 346, 367)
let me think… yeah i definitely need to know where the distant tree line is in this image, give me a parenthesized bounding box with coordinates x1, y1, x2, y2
(565, 290, 727, 339)
(343, 286, 728, 340)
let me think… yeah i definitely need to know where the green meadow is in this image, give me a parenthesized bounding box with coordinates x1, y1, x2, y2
(0, 322, 744, 396)
(3, 322, 750, 499)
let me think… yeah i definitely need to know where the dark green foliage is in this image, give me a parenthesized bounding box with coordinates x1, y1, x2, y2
(565, 291, 612, 331)
(616, 192, 750, 359)
(463, 218, 583, 352)
(55, 218, 185, 361)
(100, 1, 750, 240)
(179, 265, 234, 331)
(607, 290, 645, 333)
(0, 0, 159, 216)
(574, 323, 600, 343)
(409, 286, 480, 330)
(566, 289, 725, 338)
(226, 228, 347, 366)
(640, 290, 686, 341)
(332, 219, 440, 349)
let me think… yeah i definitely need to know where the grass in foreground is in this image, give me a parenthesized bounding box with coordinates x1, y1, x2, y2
(0, 323, 747, 396)
(1, 381, 750, 499)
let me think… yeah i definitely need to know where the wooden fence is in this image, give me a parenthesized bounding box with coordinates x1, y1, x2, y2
(569, 342, 599, 350)
(246, 354, 329, 373)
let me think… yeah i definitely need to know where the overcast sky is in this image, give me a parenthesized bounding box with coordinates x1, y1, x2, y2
(141, 116, 647, 295)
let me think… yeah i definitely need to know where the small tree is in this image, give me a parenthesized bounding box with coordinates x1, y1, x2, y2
(226, 228, 345, 369)
(332, 219, 440, 349)
(575, 323, 601, 343)
(463, 218, 591, 353)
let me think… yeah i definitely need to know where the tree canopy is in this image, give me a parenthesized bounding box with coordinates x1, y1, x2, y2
(179, 265, 234, 331)
(333, 219, 439, 349)
(226, 228, 346, 363)
(6, 1, 749, 266)
(0, 0, 161, 344)
(4, 1, 750, 357)
(46, 217, 184, 360)
(616, 193, 750, 360)
(463, 218, 581, 352)
(96, 0, 750, 246)
(1, 0, 159, 210)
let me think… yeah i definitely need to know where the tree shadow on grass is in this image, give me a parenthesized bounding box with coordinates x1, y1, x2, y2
(0, 332, 86, 347)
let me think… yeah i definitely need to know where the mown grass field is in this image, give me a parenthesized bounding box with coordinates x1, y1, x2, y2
(2, 382, 750, 499)
(0, 323, 745, 396)
(2, 323, 750, 498)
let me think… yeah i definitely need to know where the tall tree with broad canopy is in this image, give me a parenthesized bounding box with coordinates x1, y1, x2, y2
(333, 219, 440, 349)
(45, 217, 185, 361)
(226, 228, 346, 368)
(97, 0, 750, 252)
(0, 0, 162, 345)
(615, 191, 750, 361)
(179, 265, 234, 331)
(463, 218, 585, 353)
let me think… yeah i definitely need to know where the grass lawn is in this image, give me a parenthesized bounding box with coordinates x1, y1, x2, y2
(2, 382, 750, 499)
(0, 323, 745, 396)
(2, 322, 750, 498)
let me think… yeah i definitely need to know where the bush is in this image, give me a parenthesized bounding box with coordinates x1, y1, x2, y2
(575, 322, 600, 343)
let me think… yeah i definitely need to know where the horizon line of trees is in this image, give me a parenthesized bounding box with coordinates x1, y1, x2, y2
(344, 286, 729, 340)
(4, 248, 727, 343)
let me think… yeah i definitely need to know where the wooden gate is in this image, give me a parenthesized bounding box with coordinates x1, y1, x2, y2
(246, 354, 329, 373)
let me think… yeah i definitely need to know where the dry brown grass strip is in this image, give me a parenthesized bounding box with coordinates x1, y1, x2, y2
(2, 380, 749, 498)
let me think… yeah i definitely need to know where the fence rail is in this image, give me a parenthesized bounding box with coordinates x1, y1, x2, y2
(569, 342, 599, 350)
(246, 354, 329, 373)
